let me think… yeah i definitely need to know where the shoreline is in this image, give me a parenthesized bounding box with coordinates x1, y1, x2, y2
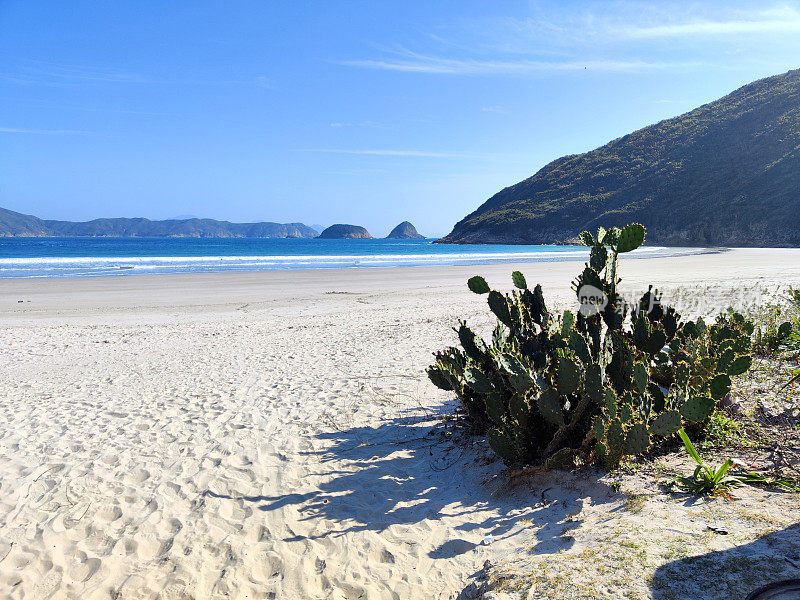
(0, 243, 708, 280)
(0, 247, 793, 324)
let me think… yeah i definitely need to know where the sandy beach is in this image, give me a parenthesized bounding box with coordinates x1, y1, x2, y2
(2, 248, 800, 600)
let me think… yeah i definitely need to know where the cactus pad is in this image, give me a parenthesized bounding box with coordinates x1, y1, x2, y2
(488, 291, 512, 327)
(633, 314, 649, 351)
(585, 363, 604, 403)
(727, 355, 752, 376)
(626, 422, 650, 455)
(467, 275, 490, 294)
(509, 393, 530, 426)
(427, 366, 454, 391)
(537, 387, 564, 426)
(511, 271, 527, 289)
(674, 361, 691, 389)
(545, 448, 575, 470)
(561, 310, 576, 337)
(619, 402, 633, 423)
(556, 356, 581, 396)
(649, 409, 681, 437)
(605, 418, 625, 467)
(590, 244, 608, 272)
(465, 367, 494, 393)
(458, 323, 487, 362)
(647, 328, 667, 355)
(592, 415, 605, 441)
(604, 387, 618, 416)
(595, 440, 608, 462)
(569, 330, 592, 365)
(616, 223, 646, 253)
(709, 373, 732, 400)
(680, 395, 715, 422)
(487, 428, 518, 465)
(485, 392, 506, 425)
(633, 362, 648, 394)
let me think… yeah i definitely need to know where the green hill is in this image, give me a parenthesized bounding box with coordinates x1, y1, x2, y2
(0, 207, 318, 238)
(317, 224, 373, 239)
(386, 221, 424, 239)
(0, 207, 48, 236)
(439, 69, 800, 247)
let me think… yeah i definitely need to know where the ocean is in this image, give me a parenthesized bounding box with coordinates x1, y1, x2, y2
(0, 237, 688, 279)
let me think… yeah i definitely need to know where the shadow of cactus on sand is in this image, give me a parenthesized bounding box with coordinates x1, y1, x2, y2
(203, 407, 618, 592)
(651, 524, 800, 600)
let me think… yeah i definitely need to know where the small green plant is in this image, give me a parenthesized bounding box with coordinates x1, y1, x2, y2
(751, 292, 800, 358)
(702, 411, 763, 449)
(777, 287, 800, 387)
(788, 286, 800, 308)
(784, 368, 800, 390)
(674, 429, 800, 495)
(674, 429, 740, 495)
(428, 223, 755, 469)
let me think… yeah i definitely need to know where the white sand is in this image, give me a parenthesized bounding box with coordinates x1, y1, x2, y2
(1, 248, 799, 600)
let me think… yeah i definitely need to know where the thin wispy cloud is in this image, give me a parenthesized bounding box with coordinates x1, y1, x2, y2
(0, 127, 94, 136)
(624, 6, 800, 38)
(471, 4, 800, 46)
(340, 3, 800, 77)
(341, 53, 704, 75)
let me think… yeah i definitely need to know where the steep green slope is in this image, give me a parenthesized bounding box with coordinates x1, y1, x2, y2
(0, 207, 49, 236)
(440, 69, 800, 246)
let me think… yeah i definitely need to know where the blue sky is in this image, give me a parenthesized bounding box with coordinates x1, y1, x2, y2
(2, 1, 800, 237)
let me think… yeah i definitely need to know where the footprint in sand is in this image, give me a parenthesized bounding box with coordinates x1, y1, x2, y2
(219, 500, 251, 521)
(96, 503, 123, 523)
(335, 581, 367, 600)
(377, 548, 396, 564)
(134, 531, 172, 560)
(111, 537, 137, 557)
(124, 468, 150, 484)
(156, 580, 189, 600)
(32, 568, 63, 599)
(67, 556, 100, 584)
(249, 551, 284, 584)
(245, 524, 271, 543)
(157, 517, 183, 537)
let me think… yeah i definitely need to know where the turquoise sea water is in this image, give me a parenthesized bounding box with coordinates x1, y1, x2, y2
(0, 237, 683, 279)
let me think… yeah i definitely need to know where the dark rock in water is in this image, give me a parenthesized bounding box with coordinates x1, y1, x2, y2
(386, 221, 424, 239)
(317, 224, 373, 239)
(439, 68, 800, 247)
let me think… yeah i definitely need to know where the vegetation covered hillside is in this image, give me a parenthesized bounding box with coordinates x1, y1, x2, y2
(318, 224, 373, 239)
(0, 207, 49, 236)
(0, 206, 318, 238)
(386, 221, 424, 239)
(440, 69, 800, 247)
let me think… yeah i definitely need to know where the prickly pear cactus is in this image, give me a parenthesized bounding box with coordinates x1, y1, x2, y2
(427, 223, 755, 469)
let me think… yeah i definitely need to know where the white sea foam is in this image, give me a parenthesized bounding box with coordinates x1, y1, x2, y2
(0, 245, 692, 278)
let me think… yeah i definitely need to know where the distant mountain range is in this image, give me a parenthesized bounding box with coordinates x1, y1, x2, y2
(440, 68, 800, 247)
(0, 207, 318, 238)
